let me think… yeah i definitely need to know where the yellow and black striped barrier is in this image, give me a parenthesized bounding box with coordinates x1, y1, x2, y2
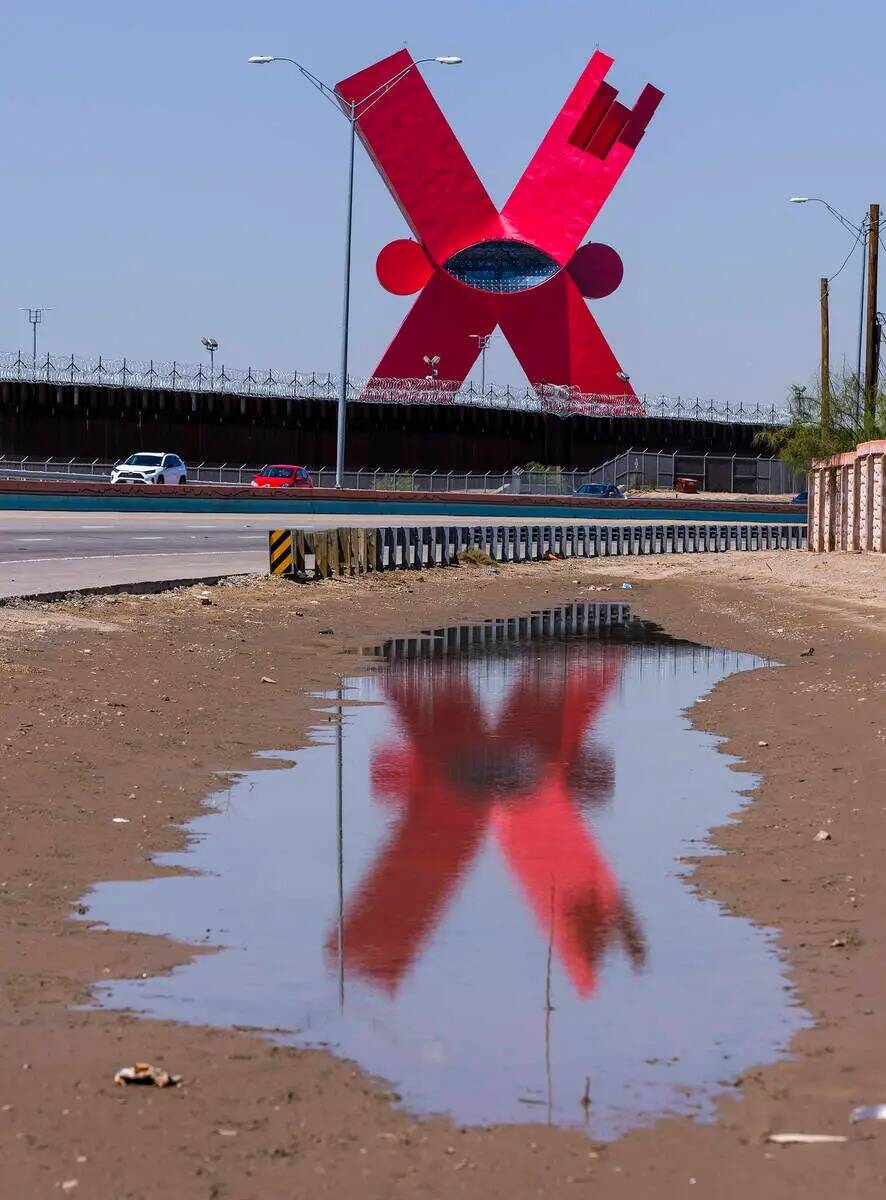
(268, 528, 294, 576)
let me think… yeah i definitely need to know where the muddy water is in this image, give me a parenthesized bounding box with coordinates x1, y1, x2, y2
(82, 603, 808, 1137)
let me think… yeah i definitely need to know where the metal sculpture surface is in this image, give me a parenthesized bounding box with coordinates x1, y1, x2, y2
(336, 50, 663, 406)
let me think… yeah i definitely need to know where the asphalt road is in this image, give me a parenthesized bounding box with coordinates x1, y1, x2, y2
(0, 510, 591, 598)
(0, 507, 803, 600)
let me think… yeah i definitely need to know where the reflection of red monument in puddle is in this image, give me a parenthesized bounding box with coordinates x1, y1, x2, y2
(327, 648, 646, 995)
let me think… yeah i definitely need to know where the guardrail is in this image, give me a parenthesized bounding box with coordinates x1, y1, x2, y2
(0, 350, 792, 426)
(268, 521, 809, 579)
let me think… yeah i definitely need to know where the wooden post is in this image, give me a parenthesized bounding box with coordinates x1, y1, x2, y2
(864, 203, 880, 438)
(820, 276, 830, 432)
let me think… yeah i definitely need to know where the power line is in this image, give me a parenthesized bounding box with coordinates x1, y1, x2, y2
(828, 224, 865, 283)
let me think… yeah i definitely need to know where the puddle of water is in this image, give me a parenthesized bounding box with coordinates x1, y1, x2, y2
(80, 603, 808, 1138)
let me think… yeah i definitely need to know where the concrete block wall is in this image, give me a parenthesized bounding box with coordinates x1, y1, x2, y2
(809, 439, 886, 553)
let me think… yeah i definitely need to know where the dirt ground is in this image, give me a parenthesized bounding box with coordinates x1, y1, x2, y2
(1, 548, 885, 1199)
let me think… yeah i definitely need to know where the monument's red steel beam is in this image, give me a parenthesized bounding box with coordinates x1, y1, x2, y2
(336, 49, 663, 402)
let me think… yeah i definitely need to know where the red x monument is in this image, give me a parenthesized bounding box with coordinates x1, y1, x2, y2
(336, 50, 663, 406)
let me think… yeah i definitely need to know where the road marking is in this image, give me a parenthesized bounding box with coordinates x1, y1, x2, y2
(0, 550, 263, 565)
(131, 536, 164, 540)
(15, 537, 52, 542)
(79, 524, 112, 530)
(237, 534, 265, 540)
(185, 525, 215, 530)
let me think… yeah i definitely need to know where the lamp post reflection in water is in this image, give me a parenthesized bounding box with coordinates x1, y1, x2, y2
(336, 682, 345, 1010)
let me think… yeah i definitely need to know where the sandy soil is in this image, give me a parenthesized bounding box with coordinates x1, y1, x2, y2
(1, 550, 885, 1198)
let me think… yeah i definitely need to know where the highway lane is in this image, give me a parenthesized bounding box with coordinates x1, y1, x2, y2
(0, 513, 298, 596)
(0, 509, 640, 564)
(0, 507, 804, 599)
(0, 510, 604, 598)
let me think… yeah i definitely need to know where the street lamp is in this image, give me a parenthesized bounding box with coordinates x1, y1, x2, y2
(20, 307, 51, 372)
(423, 354, 440, 381)
(249, 52, 462, 488)
(469, 331, 495, 394)
(789, 196, 868, 411)
(201, 336, 218, 389)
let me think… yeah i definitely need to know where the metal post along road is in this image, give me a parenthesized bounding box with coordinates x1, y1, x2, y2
(248, 52, 462, 489)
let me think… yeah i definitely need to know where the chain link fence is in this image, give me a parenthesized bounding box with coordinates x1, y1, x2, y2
(513, 450, 804, 496)
(0, 453, 800, 495)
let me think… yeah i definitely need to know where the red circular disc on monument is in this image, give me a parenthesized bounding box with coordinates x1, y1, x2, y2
(376, 239, 434, 296)
(567, 242, 624, 299)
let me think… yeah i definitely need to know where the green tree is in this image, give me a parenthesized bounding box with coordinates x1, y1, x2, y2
(755, 369, 886, 473)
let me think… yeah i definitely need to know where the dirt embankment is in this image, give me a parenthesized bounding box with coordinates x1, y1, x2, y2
(1, 551, 885, 1198)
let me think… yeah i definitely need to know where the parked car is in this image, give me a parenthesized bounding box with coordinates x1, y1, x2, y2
(574, 482, 625, 498)
(791, 490, 809, 506)
(250, 464, 314, 489)
(110, 452, 187, 485)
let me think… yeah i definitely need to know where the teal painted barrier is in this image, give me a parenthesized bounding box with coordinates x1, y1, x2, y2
(0, 491, 806, 524)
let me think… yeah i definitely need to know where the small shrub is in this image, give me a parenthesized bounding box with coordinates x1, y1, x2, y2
(459, 546, 494, 566)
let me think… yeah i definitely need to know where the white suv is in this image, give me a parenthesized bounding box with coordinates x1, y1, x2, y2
(111, 453, 188, 486)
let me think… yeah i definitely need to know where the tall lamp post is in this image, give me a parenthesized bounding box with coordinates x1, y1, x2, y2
(789, 197, 869, 423)
(201, 336, 218, 390)
(249, 52, 462, 488)
(20, 307, 51, 372)
(469, 331, 494, 394)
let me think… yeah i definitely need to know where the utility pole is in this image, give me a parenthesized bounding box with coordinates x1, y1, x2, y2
(820, 276, 830, 433)
(863, 202, 880, 437)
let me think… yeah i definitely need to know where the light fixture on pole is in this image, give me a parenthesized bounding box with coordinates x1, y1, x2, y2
(20, 307, 51, 372)
(201, 336, 219, 389)
(469, 331, 494, 394)
(789, 195, 869, 420)
(616, 370, 630, 391)
(249, 52, 462, 488)
(423, 354, 440, 381)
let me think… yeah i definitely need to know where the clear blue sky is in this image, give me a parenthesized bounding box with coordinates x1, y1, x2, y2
(3, 1, 882, 404)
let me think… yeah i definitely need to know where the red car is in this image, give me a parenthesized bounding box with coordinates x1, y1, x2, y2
(250, 464, 314, 489)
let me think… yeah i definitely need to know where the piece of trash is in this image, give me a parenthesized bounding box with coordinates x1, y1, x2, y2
(260, 676, 276, 684)
(830, 937, 847, 948)
(112, 817, 130, 824)
(114, 1062, 182, 1088)
(851, 1104, 886, 1123)
(199, 591, 213, 606)
(800, 647, 815, 657)
(814, 830, 831, 842)
(318, 629, 334, 635)
(61, 1182, 79, 1193)
(621, 582, 633, 590)
(758, 741, 769, 747)
(217, 1128, 238, 1137)
(766, 1133, 848, 1145)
